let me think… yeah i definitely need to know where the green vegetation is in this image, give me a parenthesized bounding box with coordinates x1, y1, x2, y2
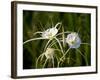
(23, 10, 91, 69)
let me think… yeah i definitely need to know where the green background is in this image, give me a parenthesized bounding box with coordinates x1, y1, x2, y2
(23, 10, 91, 69)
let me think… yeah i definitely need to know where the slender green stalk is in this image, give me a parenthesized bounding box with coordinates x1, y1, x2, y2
(81, 43, 90, 45)
(56, 31, 71, 37)
(44, 39, 52, 52)
(52, 57, 54, 67)
(40, 54, 44, 61)
(67, 57, 70, 64)
(70, 58, 77, 63)
(38, 20, 45, 31)
(77, 27, 81, 34)
(53, 49, 62, 53)
(43, 59, 48, 68)
(55, 56, 59, 67)
(58, 48, 70, 67)
(55, 22, 61, 28)
(53, 49, 64, 56)
(62, 26, 65, 48)
(50, 17, 54, 27)
(36, 54, 44, 68)
(61, 48, 70, 60)
(23, 37, 46, 44)
(76, 49, 88, 66)
(58, 23, 62, 30)
(48, 41, 62, 57)
(48, 40, 57, 48)
(54, 37, 64, 54)
(33, 31, 43, 35)
(58, 62, 60, 67)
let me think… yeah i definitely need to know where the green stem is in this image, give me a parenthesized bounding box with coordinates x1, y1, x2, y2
(62, 26, 65, 48)
(52, 57, 54, 68)
(36, 54, 44, 68)
(81, 43, 90, 46)
(33, 31, 43, 35)
(38, 20, 45, 31)
(48, 40, 57, 48)
(50, 17, 54, 27)
(58, 48, 70, 67)
(44, 39, 52, 52)
(61, 48, 70, 60)
(56, 31, 72, 37)
(58, 62, 60, 67)
(43, 59, 48, 68)
(76, 49, 88, 66)
(40, 54, 44, 61)
(55, 22, 61, 28)
(23, 37, 46, 44)
(55, 56, 59, 67)
(54, 37, 64, 54)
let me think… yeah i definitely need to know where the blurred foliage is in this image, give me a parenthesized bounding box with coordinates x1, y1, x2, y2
(23, 10, 91, 69)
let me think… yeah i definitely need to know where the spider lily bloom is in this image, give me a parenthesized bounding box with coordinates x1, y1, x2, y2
(23, 22, 61, 44)
(36, 48, 55, 68)
(65, 32, 81, 48)
(42, 22, 62, 52)
(42, 27, 58, 39)
(43, 48, 55, 68)
(44, 48, 55, 59)
(41, 22, 62, 39)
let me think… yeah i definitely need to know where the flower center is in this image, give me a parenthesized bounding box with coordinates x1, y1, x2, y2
(71, 40, 75, 44)
(48, 32, 53, 38)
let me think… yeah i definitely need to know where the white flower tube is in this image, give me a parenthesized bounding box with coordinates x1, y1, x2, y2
(66, 32, 81, 48)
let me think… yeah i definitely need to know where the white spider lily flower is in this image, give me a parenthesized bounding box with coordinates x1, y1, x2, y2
(66, 32, 81, 48)
(42, 27, 58, 39)
(23, 22, 61, 44)
(44, 48, 55, 59)
(41, 22, 61, 39)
